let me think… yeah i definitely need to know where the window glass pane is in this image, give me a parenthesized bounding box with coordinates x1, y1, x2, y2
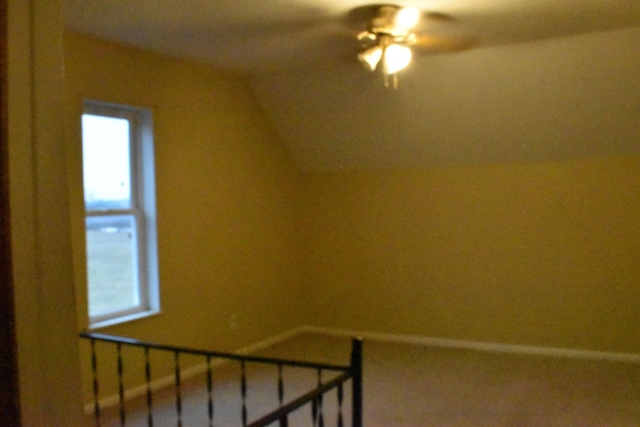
(82, 114, 132, 210)
(86, 215, 140, 318)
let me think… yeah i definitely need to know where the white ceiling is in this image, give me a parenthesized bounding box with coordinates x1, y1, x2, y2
(63, 0, 640, 170)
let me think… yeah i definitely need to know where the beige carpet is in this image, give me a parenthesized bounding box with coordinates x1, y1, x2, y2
(91, 333, 640, 426)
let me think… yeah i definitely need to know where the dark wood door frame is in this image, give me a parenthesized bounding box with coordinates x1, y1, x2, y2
(0, 0, 22, 424)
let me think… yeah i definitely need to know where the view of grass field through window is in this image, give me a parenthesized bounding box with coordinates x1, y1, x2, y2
(85, 215, 139, 317)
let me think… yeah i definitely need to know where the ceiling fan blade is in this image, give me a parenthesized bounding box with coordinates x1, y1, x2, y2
(423, 12, 456, 23)
(212, 17, 360, 73)
(413, 34, 478, 54)
(348, 6, 455, 28)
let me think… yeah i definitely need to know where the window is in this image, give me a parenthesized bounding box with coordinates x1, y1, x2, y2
(82, 101, 160, 327)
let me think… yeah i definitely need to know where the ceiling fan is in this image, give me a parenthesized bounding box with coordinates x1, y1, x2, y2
(209, 3, 476, 81)
(347, 4, 476, 88)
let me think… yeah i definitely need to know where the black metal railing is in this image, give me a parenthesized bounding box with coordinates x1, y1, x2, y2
(80, 332, 363, 427)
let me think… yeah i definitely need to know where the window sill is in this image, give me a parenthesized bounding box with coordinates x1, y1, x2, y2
(89, 309, 162, 331)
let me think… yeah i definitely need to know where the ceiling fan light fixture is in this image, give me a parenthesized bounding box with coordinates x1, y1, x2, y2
(352, 4, 473, 88)
(356, 5, 421, 88)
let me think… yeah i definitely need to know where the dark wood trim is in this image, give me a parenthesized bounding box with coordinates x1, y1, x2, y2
(0, 0, 22, 424)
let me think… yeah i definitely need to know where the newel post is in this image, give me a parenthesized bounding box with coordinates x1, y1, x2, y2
(350, 338, 363, 427)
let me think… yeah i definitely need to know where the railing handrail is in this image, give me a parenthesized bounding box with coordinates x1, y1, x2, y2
(80, 331, 352, 372)
(247, 371, 352, 427)
(80, 332, 364, 427)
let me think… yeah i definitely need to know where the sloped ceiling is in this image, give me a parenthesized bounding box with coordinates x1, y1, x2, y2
(63, 0, 640, 170)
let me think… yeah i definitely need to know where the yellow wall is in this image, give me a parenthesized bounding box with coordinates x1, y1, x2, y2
(300, 156, 640, 353)
(64, 33, 303, 398)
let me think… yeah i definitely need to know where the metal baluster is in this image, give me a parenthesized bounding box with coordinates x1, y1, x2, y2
(277, 363, 284, 407)
(337, 383, 344, 427)
(311, 398, 318, 426)
(278, 363, 288, 427)
(317, 369, 324, 427)
(241, 361, 248, 427)
(206, 356, 214, 427)
(117, 343, 126, 427)
(174, 351, 182, 427)
(351, 339, 363, 427)
(144, 346, 153, 427)
(90, 338, 101, 427)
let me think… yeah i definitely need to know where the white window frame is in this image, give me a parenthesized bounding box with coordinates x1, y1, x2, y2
(83, 100, 160, 328)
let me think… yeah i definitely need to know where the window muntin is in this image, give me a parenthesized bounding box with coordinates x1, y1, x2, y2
(82, 102, 159, 327)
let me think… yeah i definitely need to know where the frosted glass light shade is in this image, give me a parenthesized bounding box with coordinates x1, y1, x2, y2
(358, 46, 383, 71)
(395, 7, 420, 30)
(383, 44, 412, 74)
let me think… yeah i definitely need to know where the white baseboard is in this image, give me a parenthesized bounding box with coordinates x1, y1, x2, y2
(300, 325, 640, 364)
(84, 326, 306, 414)
(85, 324, 640, 414)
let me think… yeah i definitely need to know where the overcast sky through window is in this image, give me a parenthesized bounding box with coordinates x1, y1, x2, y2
(82, 114, 131, 206)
